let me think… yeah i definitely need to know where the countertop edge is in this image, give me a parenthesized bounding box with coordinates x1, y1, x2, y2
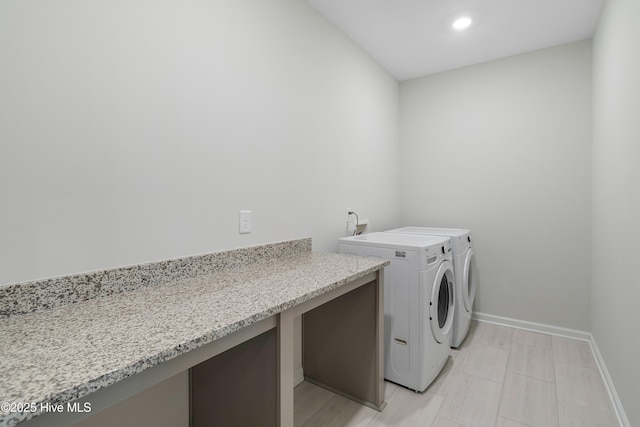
(1, 251, 388, 427)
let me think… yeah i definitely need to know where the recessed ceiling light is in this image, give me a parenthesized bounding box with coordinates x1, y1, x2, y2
(452, 16, 472, 30)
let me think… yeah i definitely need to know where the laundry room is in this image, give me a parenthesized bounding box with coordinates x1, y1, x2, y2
(0, 0, 638, 426)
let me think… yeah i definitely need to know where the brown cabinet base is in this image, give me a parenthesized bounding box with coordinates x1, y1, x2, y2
(189, 328, 277, 427)
(303, 279, 385, 411)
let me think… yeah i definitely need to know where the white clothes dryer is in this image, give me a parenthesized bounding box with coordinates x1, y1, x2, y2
(338, 232, 455, 392)
(386, 227, 477, 348)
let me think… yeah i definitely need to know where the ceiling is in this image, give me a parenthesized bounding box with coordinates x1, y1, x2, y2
(305, 0, 604, 81)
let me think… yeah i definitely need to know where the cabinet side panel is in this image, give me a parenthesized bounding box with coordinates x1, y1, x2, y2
(190, 328, 277, 427)
(303, 280, 377, 403)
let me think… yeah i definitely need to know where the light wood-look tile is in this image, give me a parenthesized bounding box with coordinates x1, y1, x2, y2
(294, 394, 378, 427)
(507, 341, 555, 383)
(292, 323, 618, 427)
(437, 371, 502, 426)
(431, 417, 463, 427)
(498, 372, 558, 427)
(459, 343, 509, 383)
(512, 329, 552, 349)
(551, 336, 597, 370)
(449, 346, 467, 363)
(368, 388, 443, 427)
(450, 320, 477, 355)
(496, 416, 531, 427)
(428, 355, 463, 396)
(557, 401, 617, 427)
(554, 362, 612, 413)
(300, 393, 378, 427)
(465, 319, 481, 338)
(295, 379, 334, 403)
(295, 381, 336, 426)
(384, 380, 400, 402)
(469, 322, 513, 350)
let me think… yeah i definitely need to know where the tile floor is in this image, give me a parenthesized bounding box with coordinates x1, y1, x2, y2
(294, 321, 619, 427)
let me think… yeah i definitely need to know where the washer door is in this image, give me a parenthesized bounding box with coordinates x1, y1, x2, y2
(430, 260, 455, 344)
(462, 248, 477, 313)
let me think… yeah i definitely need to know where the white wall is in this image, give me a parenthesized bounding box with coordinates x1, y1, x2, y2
(399, 41, 592, 330)
(0, 0, 399, 286)
(592, 0, 640, 424)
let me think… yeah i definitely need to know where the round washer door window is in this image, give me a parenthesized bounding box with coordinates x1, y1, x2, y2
(430, 260, 456, 344)
(463, 248, 477, 313)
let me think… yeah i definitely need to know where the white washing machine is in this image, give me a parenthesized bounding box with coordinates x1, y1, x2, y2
(338, 232, 455, 392)
(386, 227, 477, 348)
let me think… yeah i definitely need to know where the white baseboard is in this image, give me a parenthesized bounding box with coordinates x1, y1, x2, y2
(588, 334, 631, 427)
(472, 312, 591, 341)
(294, 367, 304, 387)
(472, 312, 629, 426)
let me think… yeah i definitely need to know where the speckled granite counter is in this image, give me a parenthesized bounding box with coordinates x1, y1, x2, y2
(0, 239, 388, 426)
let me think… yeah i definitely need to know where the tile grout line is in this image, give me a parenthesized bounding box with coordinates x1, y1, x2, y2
(474, 314, 628, 427)
(553, 361, 561, 427)
(507, 340, 556, 384)
(492, 336, 511, 427)
(295, 320, 624, 427)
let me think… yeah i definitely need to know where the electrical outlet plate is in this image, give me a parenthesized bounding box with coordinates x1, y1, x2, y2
(345, 207, 356, 235)
(345, 207, 352, 223)
(239, 210, 252, 234)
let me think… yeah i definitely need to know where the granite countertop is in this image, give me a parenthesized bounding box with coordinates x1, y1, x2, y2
(0, 247, 387, 426)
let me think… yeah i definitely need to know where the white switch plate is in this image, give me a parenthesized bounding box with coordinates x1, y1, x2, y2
(239, 210, 252, 234)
